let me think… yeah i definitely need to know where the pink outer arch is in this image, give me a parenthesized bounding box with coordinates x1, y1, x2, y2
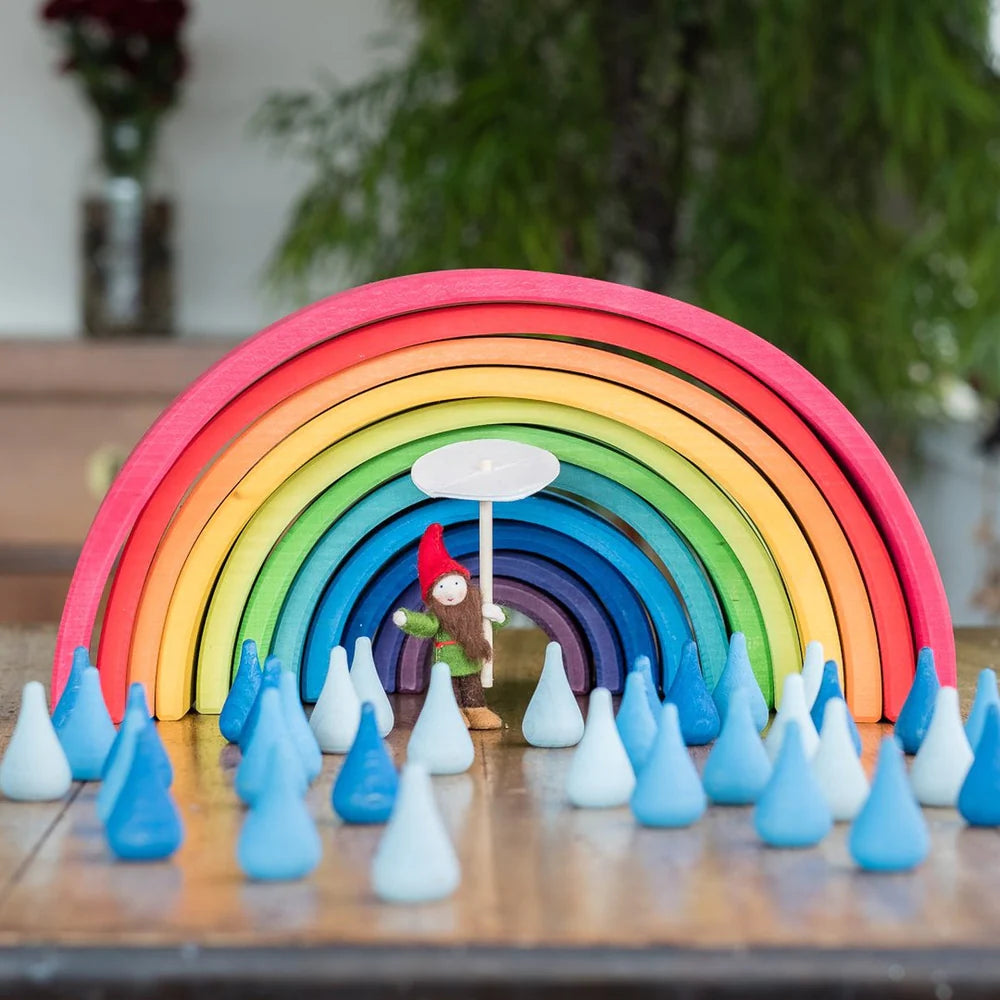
(54, 269, 953, 704)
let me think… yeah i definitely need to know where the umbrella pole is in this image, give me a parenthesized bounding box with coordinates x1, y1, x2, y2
(479, 498, 495, 688)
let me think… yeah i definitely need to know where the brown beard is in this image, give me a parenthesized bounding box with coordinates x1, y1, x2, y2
(429, 581, 492, 663)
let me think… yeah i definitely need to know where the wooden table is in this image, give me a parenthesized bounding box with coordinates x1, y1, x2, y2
(2, 626, 1000, 998)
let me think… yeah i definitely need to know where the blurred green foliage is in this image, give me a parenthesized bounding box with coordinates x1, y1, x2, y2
(256, 0, 1000, 441)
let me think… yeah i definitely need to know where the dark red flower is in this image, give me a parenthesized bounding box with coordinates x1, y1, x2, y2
(102, 0, 187, 39)
(42, 0, 188, 38)
(40, 0, 89, 21)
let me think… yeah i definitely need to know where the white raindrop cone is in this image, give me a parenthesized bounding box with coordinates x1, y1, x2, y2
(407, 662, 474, 774)
(911, 686, 973, 807)
(350, 636, 394, 737)
(766, 674, 819, 762)
(811, 698, 869, 821)
(801, 640, 825, 708)
(0, 682, 72, 801)
(566, 688, 635, 808)
(522, 642, 584, 748)
(372, 762, 460, 903)
(309, 645, 361, 753)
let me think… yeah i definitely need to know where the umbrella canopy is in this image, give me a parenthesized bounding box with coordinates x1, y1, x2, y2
(411, 439, 559, 501)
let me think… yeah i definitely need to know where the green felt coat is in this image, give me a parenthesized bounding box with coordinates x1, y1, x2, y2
(397, 607, 508, 676)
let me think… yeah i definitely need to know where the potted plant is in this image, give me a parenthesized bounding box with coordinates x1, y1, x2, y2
(254, 2, 1000, 449)
(40, 0, 190, 338)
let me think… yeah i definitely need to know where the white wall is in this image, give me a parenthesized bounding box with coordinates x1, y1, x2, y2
(0, 0, 395, 337)
(902, 421, 999, 627)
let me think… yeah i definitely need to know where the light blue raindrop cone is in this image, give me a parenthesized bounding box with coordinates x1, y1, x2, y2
(800, 640, 825, 708)
(372, 762, 460, 902)
(703, 689, 771, 805)
(408, 662, 474, 774)
(279, 670, 322, 782)
(238, 740, 321, 881)
(350, 636, 394, 737)
(566, 688, 634, 808)
(616, 671, 657, 770)
(849, 737, 929, 870)
(711, 632, 768, 732)
(631, 655, 663, 719)
(235, 687, 307, 806)
(630, 702, 706, 827)
(754, 722, 832, 848)
(521, 642, 584, 748)
(238, 655, 283, 753)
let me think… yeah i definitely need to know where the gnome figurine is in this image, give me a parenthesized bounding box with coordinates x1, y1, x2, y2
(393, 523, 507, 730)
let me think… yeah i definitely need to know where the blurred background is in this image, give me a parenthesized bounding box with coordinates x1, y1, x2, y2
(1, 0, 999, 628)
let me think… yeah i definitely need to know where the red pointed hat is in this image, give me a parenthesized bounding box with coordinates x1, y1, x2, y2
(418, 523, 470, 599)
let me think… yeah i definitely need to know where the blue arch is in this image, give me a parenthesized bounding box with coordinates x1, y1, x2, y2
(299, 494, 688, 701)
(344, 537, 626, 691)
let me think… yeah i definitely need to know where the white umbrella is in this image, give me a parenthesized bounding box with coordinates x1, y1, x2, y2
(411, 439, 560, 686)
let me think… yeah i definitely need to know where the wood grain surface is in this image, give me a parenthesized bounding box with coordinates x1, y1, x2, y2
(1, 626, 996, 958)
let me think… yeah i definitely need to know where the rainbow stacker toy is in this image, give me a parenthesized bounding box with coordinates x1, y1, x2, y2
(51, 269, 953, 722)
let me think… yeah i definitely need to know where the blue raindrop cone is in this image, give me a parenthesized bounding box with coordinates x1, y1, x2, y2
(894, 647, 940, 754)
(105, 725, 183, 861)
(102, 683, 172, 789)
(958, 704, 1000, 826)
(665, 641, 720, 745)
(56, 666, 116, 780)
(220, 639, 262, 744)
(98, 703, 147, 824)
(51, 646, 90, 732)
(809, 661, 861, 755)
(332, 703, 399, 823)
(966, 669, 1000, 752)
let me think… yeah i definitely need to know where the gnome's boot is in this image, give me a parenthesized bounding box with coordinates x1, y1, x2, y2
(464, 706, 503, 730)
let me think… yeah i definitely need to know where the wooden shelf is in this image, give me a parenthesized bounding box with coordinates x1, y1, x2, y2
(0, 340, 238, 621)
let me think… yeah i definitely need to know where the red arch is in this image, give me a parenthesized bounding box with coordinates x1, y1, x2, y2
(56, 271, 952, 719)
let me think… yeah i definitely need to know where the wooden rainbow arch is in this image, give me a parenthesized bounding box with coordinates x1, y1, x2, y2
(53, 269, 953, 723)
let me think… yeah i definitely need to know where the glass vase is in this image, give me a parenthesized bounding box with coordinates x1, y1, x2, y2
(82, 117, 175, 339)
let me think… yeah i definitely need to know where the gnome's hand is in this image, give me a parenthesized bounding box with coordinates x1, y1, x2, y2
(482, 603, 504, 623)
(392, 609, 407, 627)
